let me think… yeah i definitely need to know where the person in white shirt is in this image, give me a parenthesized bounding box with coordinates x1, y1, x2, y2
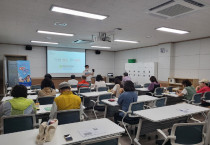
(68, 75, 78, 86)
(111, 78, 124, 98)
(94, 74, 106, 90)
(83, 65, 94, 83)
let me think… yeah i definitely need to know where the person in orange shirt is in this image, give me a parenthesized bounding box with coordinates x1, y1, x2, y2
(77, 75, 90, 89)
(49, 82, 81, 119)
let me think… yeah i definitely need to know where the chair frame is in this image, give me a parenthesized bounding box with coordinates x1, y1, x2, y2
(78, 87, 91, 94)
(153, 97, 167, 108)
(157, 122, 206, 145)
(36, 96, 55, 105)
(96, 87, 108, 92)
(0, 114, 36, 134)
(183, 93, 202, 105)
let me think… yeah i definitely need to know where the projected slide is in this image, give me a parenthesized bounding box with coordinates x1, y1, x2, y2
(47, 49, 85, 75)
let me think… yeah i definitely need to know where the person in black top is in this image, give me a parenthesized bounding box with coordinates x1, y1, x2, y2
(41, 73, 55, 89)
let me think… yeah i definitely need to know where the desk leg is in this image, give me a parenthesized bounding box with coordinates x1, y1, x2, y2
(104, 105, 108, 118)
(134, 119, 143, 145)
(82, 96, 85, 105)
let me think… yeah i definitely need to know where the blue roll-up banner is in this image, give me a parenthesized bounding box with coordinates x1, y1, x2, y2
(17, 60, 31, 86)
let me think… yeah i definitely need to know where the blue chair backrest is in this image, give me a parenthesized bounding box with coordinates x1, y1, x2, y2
(155, 87, 164, 95)
(130, 102, 144, 114)
(134, 85, 142, 88)
(37, 96, 55, 105)
(98, 87, 108, 92)
(79, 88, 91, 93)
(71, 85, 77, 88)
(31, 85, 41, 90)
(174, 124, 204, 144)
(204, 92, 210, 100)
(98, 94, 112, 105)
(167, 86, 173, 92)
(143, 83, 150, 88)
(155, 98, 166, 107)
(3, 115, 34, 134)
(57, 110, 80, 125)
(193, 93, 202, 104)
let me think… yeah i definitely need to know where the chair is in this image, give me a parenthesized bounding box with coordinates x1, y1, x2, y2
(55, 109, 81, 125)
(71, 85, 77, 88)
(143, 83, 150, 88)
(156, 122, 206, 145)
(30, 85, 41, 90)
(37, 96, 55, 105)
(153, 87, 164, 97)
(184, 93, 202, 105)
(119, 102, 145, 144)
(135, 85, 142, 88)
(81, 135, 120, 145)
(153, 97, 167, 108)
(203, 91, 210, 101)
(91, 94, 112, 118)
(97, 87, 108, 92)
(79, 87, 91, 93)
(167, 86, 173, 92)
(0, 114, 36, 134)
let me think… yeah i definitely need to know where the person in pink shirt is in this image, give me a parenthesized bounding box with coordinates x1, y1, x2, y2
(196, 79, 210, 95)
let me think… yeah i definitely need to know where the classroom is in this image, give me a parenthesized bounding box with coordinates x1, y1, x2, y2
(0, 0, 210, 145)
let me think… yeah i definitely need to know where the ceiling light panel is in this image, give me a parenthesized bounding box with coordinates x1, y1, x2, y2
(91, 46, 111, 49)
(37, 30, 74, 36)
(156, 27, 189, 34)
(114, 39, 139, 43)
(31, 41, 58, 44)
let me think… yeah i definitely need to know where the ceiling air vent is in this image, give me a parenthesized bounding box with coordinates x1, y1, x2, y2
(148, 0, 208, 19)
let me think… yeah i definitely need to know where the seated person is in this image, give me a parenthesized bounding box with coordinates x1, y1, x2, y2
(77, 75, 90, 89)
(68, 75, 78, 86)
(114, 81, 138, 124)
(38, 78, 56, 98)
(50, 82, 81, 119)
(122, 72, 131, 85)
(176, 80, 196, 101)
(94, 74, 106, 90)
(111, 78, 124, 98)
(148, 76, 160, 92)
(41, 73, 55, 89)
(0, 85, 36, 117)
(196, 79, 210, 95)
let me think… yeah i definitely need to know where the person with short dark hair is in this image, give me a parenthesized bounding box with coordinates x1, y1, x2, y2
(94, 74, 106, 90)
(77, 75, 90, 89)
(111, 78, 124, 98)
(114, 81, 138, 124)
(148, 76, 160, 92)
(122, 72, 131, 85)
(38, 78, 56, 98)
(49, 82, 81, 118)
(176, 79, 196, 100)
(0, 85, 36, 117)
(41, 73, 55, 89)
(68, 75, 78, 86)
(83, 65, 94, 83)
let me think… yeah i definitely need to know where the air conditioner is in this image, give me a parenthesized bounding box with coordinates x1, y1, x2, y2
(147, 0, 209, 19)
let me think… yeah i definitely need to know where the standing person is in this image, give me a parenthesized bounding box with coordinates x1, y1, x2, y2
(68, 75, 78, 86)
(111, 78, 124, 98)
(41, 73, 55, 89)
(122, 72, 131, 85)
(114, 81, 138, 124)
(49, 82, 81, 119)
(94, 74, 106, 90)
(0, 85, 36, 117)
(148, 76, 160, 92)
(83, 65, 94, 83)
(38, 78, 56, 98)
(176, 80, 196, 101)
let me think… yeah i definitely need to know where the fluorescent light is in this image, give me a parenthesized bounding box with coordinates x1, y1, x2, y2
(156, 27, 189, 34)
(51, 6, 107, 20)
(91, 46, 111, 49)
(31, 41, 58, 45)
(37, 30, 74, 36)
(114, 39, 139, 43)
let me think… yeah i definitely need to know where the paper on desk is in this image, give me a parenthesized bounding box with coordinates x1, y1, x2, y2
(79, 127, 105, 138)
(177, 108, 192, 113)
(44, 107, 51, 111)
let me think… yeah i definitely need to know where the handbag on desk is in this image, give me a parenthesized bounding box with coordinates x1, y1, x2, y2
(36, 119, 58, 144)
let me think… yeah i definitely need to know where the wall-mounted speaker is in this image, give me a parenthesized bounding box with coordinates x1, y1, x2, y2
(25, 45, 32, 50)
(95, 50, 101, 55)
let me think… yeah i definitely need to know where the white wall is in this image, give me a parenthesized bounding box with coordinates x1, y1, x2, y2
(0, 44, 115, 79)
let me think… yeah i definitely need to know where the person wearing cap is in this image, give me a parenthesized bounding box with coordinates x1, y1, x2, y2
(49, 82, 81, 119)
(83, 65, 94, 83)
(196, 79, 210, 95)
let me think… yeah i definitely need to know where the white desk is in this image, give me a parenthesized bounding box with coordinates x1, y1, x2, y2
(79, 91, 112, 97)
(134, 103, 209, 144)
(0, 118, 124, 145)
(71, 88, 95, 92)
(162, 92, 179, 97)
(106, 83, 115, 86)
(36, 104, 52, 115)
(135, 88, 149, 91)
(1, 95, 38, 102)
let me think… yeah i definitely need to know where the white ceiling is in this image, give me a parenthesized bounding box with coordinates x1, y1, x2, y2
(0, 0, 210, 51)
